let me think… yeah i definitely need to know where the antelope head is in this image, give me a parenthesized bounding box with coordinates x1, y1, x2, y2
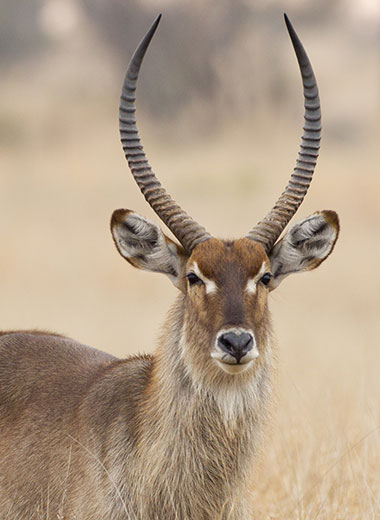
(111, 15, 339, 381)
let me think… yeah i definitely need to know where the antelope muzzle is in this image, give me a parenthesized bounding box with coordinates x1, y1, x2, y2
(212, 328, 259, 374)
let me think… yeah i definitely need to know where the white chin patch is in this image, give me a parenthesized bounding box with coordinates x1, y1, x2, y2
(214, 359, 254, 375)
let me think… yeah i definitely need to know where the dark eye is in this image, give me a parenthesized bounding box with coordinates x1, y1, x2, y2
(186, 273, 204, 286)
(260, 272, 272, 286)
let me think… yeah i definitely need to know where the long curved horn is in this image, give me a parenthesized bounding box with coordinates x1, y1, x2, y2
(119, 15, 211, 253)
(247, 14, 322, 251)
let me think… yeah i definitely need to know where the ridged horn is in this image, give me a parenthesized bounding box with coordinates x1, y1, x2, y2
(247, 13, 322, 251)
(119, 14, 211, 253)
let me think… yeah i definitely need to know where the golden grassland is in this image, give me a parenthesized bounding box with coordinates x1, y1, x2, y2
(1, 71, 380, 519)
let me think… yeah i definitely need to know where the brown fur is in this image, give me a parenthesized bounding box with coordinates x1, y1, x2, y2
(0, 202, 341, 519)
(0, 239, 275, 519)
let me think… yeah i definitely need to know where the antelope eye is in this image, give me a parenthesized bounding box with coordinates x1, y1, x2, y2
(186, 273, 204, 286)
(260, 272, 272, 286)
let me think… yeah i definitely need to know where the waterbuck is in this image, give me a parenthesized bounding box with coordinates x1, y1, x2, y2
(0, 14, 339, 520)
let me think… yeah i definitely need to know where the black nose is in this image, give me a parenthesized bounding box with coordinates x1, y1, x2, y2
(217, 332, 254, 363)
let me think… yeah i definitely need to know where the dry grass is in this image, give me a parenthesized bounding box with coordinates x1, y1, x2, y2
(252, 344, 380, 518)
(1, 23, 380, 518)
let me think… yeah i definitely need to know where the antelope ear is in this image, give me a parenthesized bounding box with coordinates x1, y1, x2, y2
(111, 209, 188, 290)
(269, 210, 339, 289)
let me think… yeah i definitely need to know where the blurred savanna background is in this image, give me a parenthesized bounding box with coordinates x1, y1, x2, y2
(1, 0, 380, 518)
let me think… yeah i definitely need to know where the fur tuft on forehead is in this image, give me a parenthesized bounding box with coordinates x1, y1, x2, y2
(190, 238, 269, 282)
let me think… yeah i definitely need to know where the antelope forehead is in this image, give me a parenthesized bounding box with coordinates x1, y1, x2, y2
(191, 259, 269, 294)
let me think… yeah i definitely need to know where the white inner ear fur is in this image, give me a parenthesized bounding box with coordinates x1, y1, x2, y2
(269, 211, 339, 289)
(191, 261, 217, 294)
(112, 212, 184, 285)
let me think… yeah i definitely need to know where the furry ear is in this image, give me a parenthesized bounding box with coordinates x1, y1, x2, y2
(269, 210, 339, 289)
(111, 209, 188, 290)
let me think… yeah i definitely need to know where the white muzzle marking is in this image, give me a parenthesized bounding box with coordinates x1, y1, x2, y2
(211, 327, 259, 375)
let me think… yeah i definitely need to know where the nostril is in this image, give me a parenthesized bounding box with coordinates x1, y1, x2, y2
(218, 333, 238, 353)
(238, 333, 253, 353)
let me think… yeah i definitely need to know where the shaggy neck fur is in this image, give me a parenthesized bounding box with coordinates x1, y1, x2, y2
(124, 295, 274, 520)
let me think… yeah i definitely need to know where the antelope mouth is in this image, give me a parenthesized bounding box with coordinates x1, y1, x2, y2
(213, 358, 255, 375)
(211, 348, 259, 375)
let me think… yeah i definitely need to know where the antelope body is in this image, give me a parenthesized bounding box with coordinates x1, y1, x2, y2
(0, 15, 339, 520)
